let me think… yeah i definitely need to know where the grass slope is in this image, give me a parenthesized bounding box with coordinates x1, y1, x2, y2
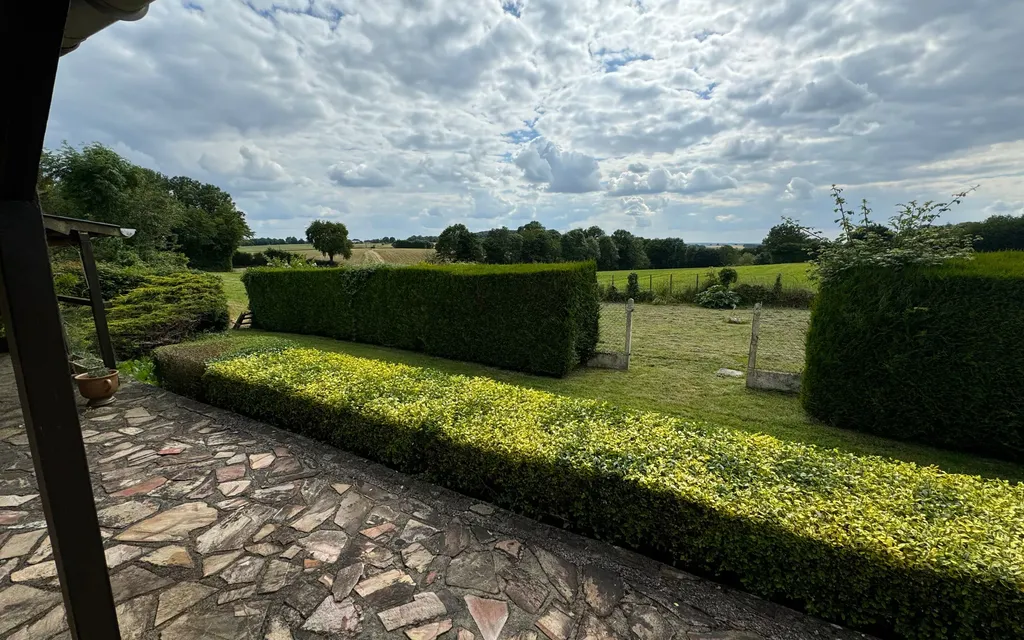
(238, 243, 434, 265)
(597, 262, 814, 289)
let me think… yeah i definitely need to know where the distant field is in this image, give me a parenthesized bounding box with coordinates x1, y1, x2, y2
(239, 243, 434, 265)
(597, 262, 814, 290)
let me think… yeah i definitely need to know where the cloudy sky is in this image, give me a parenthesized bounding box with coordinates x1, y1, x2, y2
(46, 0, 1024, 242)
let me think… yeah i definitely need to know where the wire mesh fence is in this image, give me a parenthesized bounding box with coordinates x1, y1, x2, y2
(598, 301, 628, 355)
(747, 303, 810, 392)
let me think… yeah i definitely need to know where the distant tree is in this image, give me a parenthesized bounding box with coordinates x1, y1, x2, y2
(167, 176, 251, 270)
(611, 230, 650, 270)
(583, 225, 605, 239)
(436, 224, 484, 262)
(305, 220, 353, 264)
(644, 238, 686, 269)
(684, 245, 724, 268)
(560, 228, 600, 262)
(959, 214, 1024, 252)
(482, 227, 524, 264)
(518, 222, 562, 263)
(597, 236, 619, 271)
(761, 222, 818, 263)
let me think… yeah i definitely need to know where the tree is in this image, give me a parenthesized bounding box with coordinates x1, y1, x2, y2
(583, 225, 605, 239)
(761, 222, 819, 264)
(518, 222, 561, 263)
(959, 214, 1024, 252)
(305, 220, 353, 264)
(560, 228, 600, 262)
(167, 176, 251, 270)
(611, 230, 650, 270)
(597, 236, 619, 271)
(482, 227, 523, 264)
(644, 238, 686, 269)
(436, 224, 484, 262)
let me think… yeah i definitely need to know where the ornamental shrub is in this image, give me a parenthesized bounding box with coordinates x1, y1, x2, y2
(242, 262, 599, 376)
(153, 334, 295, 400)
(695, 284, 740, 309)
(804, 252, 1024, 460)
(106, 272, 229, 359)
(186, 346, 1024, 639)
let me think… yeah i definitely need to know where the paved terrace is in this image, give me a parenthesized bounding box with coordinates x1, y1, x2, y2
(0, 356, 873, 640)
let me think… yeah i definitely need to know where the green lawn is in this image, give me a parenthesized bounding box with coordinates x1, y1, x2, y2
(598, 262, 814, 290)
(214, 270, 247, 320)
(212, 275, 1023, 481)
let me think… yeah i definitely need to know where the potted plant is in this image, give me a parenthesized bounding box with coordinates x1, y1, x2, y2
(72, 357, 119, 407)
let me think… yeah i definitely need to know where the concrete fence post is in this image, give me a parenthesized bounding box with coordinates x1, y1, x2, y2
(746, 302, 762, 387)
(625, 298, 634, 368)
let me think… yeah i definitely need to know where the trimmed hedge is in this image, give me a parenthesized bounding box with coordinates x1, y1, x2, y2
(804, 253, 1024, 461)
(106, 272, 230, 359)
(242, 262, 599, 376)
(153, 334, 295, 400)
(177, 346, 1024, 639)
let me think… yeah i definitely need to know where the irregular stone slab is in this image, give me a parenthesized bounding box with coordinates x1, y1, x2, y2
(215, 497, 249, 510)
(444, 522, 472, 557)
(112, 476, 168, 498)
(249, 452, 275, 469)
(221, 555, 266, 584)
(269, 456, 302, 476)
(218, 584, 257, 604)
(332, 562, 363, 601)
(362, 543, 395, 568)
(226, 453, 248, 466)
(218, 480, 250, 497)
(469, 503, 494, 515)
(286, 582, 328, 617)
(536, 606, 573, 640)
(582, 564, 624, 617)
(253, 523, 276, 542)
(355, 569, 415, 597)
(195, 504, 277, 554)
(203, 550, 243, 576)
(333, 492, 372, 530)
(0, 494, 37, 507)
(11, 561, 57, 582)
(472, 526, 496, 544)
(0, 510, 26, 525)
(253, 484, 295, 503)
(406, 618, 453, 640)
(290, 495, 338, 533)
(105, 544, 144, 568)
(28, 535, 52, 564)
(465, 596, 509, 640)
(216, 464, 246, 482)
(185, 474, 216, 500)
(495, 539, 522, 558)
(577, 611, 617, 640)
(399, 519, 439, 544)
(96, 500, 160, 528)
(0, 529, 45, 559)
(360, 522, 397, 539)
(447, 551, 498, 593)
(140, 545, 193, 568)
(109, 565, 173, 603)
(155, 582, 217, 627)
(265, 617, 294, 640)
(535, 548, 578, 603)
(245, 542, 282, 556)
(299, 529, 349, 563)
(378, 591, 447, 632)
(401, 542, 435, 573)
(0, 558, 18, 582)
(627, 606, 674, 639)
(259, 558, 301, 594)
(302, 596, 361, 634)
(501, 566, 550, 614)
(115, 594, 157, 640)
(159, 606, 265, 640)
(332, 482, 351, 495)
(116, 502, 218, 542)
(6, 603, 66, 640)
(0, 585, 62, 635)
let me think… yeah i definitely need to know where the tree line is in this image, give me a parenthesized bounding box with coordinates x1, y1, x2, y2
(39, 143, 250, 270)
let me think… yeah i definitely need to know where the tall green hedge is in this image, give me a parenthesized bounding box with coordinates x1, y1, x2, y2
(242, 263, 599, 376)
(803, 252, 1024, 461)
(163, 346, 1024, 639)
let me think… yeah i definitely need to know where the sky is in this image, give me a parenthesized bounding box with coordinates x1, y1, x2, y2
(45, 0, 1024, 243)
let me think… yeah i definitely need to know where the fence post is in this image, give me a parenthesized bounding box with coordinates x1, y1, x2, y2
(746, 303, 762, 386)
(696, 274, 700, 290)
(625, 298, 634, 368)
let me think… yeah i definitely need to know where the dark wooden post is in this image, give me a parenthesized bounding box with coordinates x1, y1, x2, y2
(77, 232, 117, 369)
(0, 2, 121, 639)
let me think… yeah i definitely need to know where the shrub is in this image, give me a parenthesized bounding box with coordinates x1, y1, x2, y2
(188, 346, 1024, 640)
(733, 283, 771, 305)
(626, 272, 641, 300)
(718, 267, 738, 288)
(804, 252, 1024, 461)
(232, 250, 267, 268)
(695, 284, 740, 309)
(106, 272, 230, 359)
(243, 262, 599, 376)
(153, 334, 295, 400)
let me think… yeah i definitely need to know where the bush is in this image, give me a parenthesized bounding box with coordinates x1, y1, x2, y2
(232, 250, 267, 268)
(186, 346, 1024, 639)
(804, 252, 1024, 461)
(695, 285, 740, 309)
(153, 334, 295, 400)
(106, 272, 230, 359)
(733, 283, 771, 305)
(718, 267, 738, 288)
(243, 262, 599, 376)
(393, 239, 434, 249)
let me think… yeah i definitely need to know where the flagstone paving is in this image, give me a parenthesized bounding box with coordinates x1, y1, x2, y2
(0, 356, 876, 639)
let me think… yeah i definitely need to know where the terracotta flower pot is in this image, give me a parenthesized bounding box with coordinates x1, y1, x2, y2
(74, 370, 119, 407)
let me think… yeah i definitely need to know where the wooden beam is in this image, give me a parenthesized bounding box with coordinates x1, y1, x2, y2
(77, 232, 117, 370)
(0, 3, 121, 639)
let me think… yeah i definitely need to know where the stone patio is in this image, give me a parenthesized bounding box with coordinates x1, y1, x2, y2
(0, 356, 875, 640)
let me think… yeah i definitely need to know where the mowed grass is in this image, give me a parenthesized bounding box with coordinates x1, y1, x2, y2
(238, 243, 434, 266)
(598, 262, 814, 289)
(213, 278, 1023, 481)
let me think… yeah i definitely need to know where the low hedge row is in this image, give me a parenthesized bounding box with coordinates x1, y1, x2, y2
(106, 272, 230, 359)
(174, 345, 1024, 639)
(152, 334, 296, 400)
(804, 252, 1024, 461)
(242, 263, 599, 376)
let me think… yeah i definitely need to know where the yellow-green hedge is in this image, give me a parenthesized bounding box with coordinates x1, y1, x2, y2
(190, 347, 1024, 639)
